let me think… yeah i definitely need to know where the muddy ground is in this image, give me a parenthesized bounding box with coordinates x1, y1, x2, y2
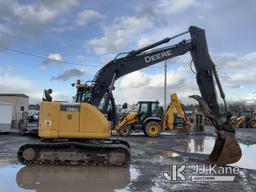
(0, 127, 255, 192)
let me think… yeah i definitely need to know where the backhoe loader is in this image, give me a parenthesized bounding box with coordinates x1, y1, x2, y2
(162, 93, 191, 133)
(231, 111, 256, 128)
(17, 26, 242, 166)
(116, 93, 191, 137)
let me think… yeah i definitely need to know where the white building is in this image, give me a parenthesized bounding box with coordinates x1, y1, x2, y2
(0, 94, 29, 129)
(0, 102, 12, 132)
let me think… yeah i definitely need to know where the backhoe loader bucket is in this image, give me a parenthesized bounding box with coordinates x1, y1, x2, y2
(189, 95, 242, 165)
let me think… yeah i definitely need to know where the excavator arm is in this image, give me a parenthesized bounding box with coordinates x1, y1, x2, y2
(88, 27, 221, 115)
(89, 39, 191, 111)
(84, 26, 241, 164)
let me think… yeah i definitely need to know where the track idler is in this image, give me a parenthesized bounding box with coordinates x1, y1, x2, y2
(189, 95, 242, 165)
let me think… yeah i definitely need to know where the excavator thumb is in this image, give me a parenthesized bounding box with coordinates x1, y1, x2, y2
(189, 95, 242, 165)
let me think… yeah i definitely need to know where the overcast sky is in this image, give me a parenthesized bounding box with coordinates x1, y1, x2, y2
(0, 0, 256, 105)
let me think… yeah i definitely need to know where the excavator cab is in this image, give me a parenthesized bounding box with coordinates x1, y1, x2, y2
(72, 80, 94, 103)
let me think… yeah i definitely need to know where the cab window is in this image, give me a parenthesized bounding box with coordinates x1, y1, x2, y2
(151, 103, 158, 117)
(139, 103, 148, 121)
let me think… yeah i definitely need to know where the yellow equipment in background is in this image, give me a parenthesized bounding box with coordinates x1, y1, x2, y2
(162, 93, 191, 132)
(116, 113, 138, 136)
(231, 111, 256, 128)
(115, 101, 163, 137)
(116, 93, 191, 137)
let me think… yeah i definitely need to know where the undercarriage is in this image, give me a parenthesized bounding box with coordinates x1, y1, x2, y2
(18, 139, 130, 166)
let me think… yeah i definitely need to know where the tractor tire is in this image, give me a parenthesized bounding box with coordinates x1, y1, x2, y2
(250, 119, 256, 128)
(119, 125, 131, 137)
(144, 121, 161, 137)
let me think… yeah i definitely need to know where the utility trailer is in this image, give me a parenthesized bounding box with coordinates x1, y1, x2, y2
(0, 102, 12, 133)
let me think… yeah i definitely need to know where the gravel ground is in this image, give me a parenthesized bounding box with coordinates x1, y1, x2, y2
(0, 127, 255, 192)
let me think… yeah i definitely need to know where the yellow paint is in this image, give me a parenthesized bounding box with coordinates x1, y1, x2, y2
(231, 116, 247, 128)
(148, 124, 159, 136)
(161, 93, 191, 130)
(60, 111, 79, 132)
(39, 102, 60, 138)
(251, 121, 256, 128)
(39, 102, 111, 139)
(115, 113, 137, 131)
(115, 93, 190, 133)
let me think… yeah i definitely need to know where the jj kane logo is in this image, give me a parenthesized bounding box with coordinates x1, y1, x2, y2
(162, 164, 239, 182)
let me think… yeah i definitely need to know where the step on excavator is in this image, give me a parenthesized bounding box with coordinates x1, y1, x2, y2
(17, 26, 242, 166)
(116, 93, 191, 137)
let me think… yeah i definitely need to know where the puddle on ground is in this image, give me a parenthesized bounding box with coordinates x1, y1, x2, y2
(0, 164, 140, 192)
(151, 185, 165, 192)
(129, 165, 140, 180)
(161, 151, 179, 159)
(151, 184, 165, 192)
(146, 140, 159, 144)
(160, 132, 176, 136)
(175, 136, 256, 170)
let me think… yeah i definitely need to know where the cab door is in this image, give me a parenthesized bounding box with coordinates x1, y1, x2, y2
(138, 102, 150, 123)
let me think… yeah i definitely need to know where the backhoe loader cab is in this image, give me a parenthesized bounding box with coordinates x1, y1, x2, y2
(137, 101, 163, 123)
(117, 101, 163, 137)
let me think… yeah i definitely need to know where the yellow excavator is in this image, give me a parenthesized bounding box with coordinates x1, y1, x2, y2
(116, 93, 191, 137)
(17, 26, 242, 166)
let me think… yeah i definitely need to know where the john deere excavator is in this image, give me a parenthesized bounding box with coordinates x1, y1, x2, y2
(116, 93, 191, 137)
(17, 26, 242, 166)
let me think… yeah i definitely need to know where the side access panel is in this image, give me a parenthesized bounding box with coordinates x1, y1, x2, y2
(39, 102, 110, 139)
(39, 102, 60, 138)
(59, 104, 80, 137)
(79, 103, 111, 138)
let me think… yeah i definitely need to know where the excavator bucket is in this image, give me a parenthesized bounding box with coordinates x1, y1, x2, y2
(189, 95, 242, 165)
(205, 134, 242, 164)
